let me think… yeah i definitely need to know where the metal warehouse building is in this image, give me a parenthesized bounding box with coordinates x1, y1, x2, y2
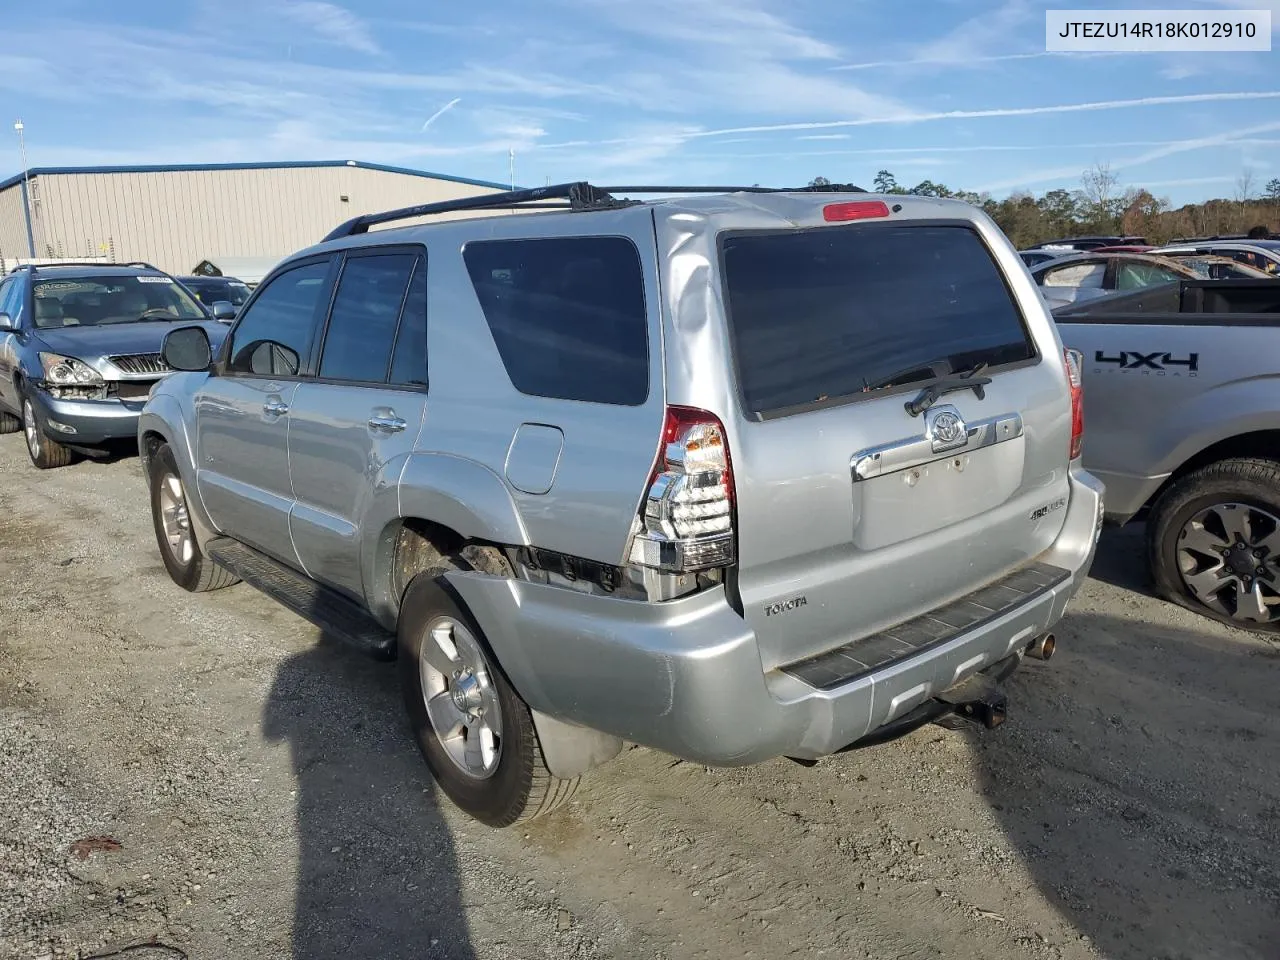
(0, 160, 508, 278)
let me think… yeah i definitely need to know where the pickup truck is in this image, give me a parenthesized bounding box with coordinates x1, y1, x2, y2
(1054, 279, 1280, 631)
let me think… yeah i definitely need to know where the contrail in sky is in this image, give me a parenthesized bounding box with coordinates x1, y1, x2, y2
(422, 98, 462, 132)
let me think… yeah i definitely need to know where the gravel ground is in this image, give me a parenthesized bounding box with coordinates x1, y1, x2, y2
(1, 438, 1278, 960)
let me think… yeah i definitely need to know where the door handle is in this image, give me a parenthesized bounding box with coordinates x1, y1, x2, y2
(263, 399, 290, 416)
(368, 414, 407, 433)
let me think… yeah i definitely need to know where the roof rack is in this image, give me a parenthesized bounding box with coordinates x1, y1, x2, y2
(9, 260, 161, 273)
(322, 180, 867, 241)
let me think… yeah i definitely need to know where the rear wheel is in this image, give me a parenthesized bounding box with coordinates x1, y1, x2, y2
(398, 567, 578, 826)
(0, 408, 19, 434)
(1148, 458, 1280, 632)
(22, 394, 74, 469)
(149, 442, 238, 592)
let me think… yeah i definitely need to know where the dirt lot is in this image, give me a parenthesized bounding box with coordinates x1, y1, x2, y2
(1, 438, 1278, 960)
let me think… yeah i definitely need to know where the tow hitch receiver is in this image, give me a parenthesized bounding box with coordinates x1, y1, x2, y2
(936, 673, 1008, 730)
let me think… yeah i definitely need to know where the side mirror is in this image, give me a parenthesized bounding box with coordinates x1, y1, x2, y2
(210, 300, 237, 321)
(162, 325, 214, 372)
(0, 312, 13, 331)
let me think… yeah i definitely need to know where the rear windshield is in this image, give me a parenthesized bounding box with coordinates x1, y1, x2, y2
(721, 224, 1035, 417)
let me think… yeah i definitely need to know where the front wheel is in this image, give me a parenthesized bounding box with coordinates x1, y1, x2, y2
(149, 442, 238, 592)
(398, 569, 578, 826)
(1148, 458, 1280, 632)
(22, 394, 75, 469)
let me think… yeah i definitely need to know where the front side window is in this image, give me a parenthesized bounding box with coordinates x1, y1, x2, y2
(319, 253, 417, 383)
(389, 259, 427, 387)
(0, 278, 16, 321)
(463, 236, 649, 406)
(227, 260, 330, 377)
(32, 274, 205, 329)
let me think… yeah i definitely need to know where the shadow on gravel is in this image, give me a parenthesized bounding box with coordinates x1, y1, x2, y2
(264, 634, 475, 960)
(1084, 523, 1153, 596)
(971, 602, 1280, 959)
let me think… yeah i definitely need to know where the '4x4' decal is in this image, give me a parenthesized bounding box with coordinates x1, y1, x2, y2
(1094, 350, 1199, 373)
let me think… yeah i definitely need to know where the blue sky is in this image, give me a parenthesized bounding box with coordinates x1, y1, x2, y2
(3, 0, 1277, 205)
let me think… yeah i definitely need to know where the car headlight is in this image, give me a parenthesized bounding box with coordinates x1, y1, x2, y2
(39, 353, 104, 385)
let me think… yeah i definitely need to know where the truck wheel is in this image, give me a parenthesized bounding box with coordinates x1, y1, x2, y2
(149, 442, 239, 592)
(0, 409, 19, 434)
(22, 395, 75, 469)
(398, 567, 578, 826)
(1148, 458, 1280, 632)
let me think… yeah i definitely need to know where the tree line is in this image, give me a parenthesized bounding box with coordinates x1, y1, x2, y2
(808, 165, 1280, 249)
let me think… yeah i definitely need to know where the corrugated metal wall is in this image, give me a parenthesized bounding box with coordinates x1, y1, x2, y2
(20, 166, 503, 274)
(0, 183, 32, 261)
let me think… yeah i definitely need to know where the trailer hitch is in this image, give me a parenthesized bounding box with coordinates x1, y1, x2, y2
(935, 672, 1008, 730)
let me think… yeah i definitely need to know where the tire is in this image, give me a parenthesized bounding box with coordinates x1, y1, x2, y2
(398, 566, 578, 827)
(0, 409, 19, 434)
(149, 442, 239, 593)
(1148, 457, 1280, 633)
(21, 392, 75, 469)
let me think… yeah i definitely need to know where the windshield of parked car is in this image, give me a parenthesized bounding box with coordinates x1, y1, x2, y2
(186, 278, 252, 307)
(32, 275, 207, 328)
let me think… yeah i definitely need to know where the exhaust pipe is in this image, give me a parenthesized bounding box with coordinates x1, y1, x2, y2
(1026, 632, 1056, 661)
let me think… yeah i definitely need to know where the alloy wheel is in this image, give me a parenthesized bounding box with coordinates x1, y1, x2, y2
(22, 400, 40, 461)
(418, 615, 504, 779)
(158, 472, 195, 566)
(1176, 501, 1280, 623)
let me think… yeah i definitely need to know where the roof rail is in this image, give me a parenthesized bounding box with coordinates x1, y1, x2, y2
(322, 180, 867, 241)
(11, 260, 161, 272)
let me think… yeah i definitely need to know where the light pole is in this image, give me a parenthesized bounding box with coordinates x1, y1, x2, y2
(14, 119, 34, 256)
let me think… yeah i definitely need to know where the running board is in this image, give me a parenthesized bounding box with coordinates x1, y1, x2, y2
(206, 537, 396, 660)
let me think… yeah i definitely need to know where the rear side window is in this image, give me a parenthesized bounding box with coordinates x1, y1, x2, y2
(721, 224, 1035, 417)
(319, 253, 417, 383)
(463, 237, 649, 405)
(1116, 262, 1182, 290)
(1042, 262, 1106, 288)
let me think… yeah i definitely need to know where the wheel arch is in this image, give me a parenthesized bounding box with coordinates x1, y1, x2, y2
(1146, 429, 1280, 516)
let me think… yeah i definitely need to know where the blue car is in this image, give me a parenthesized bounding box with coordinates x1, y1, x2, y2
(0, 262, 231, 468)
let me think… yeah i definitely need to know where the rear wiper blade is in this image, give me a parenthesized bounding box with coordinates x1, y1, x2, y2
(904, 363, 991, 417)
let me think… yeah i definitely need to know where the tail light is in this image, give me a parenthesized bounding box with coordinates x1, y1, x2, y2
(627, 406, 736, 573)
(1064, 348, 1084, 460)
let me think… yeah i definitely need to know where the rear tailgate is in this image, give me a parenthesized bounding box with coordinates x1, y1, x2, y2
(665, 201, 1074, 672)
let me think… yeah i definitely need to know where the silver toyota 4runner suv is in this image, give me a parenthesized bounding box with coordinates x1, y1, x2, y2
(139, 183, 1104, 827)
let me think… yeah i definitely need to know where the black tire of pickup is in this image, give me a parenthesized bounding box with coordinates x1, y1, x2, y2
(149, 442, 239, 593)
(1148, 457, 1280, 634)
(398, 564, 578, 827)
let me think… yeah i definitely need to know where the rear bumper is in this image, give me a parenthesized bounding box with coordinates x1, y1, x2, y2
(27, 387, 144, 445)
(448, 466, 1105, 765)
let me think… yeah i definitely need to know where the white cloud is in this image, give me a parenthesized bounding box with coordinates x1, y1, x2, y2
(910, 0, 1041, 63)
(567, 0, 911, 120)
(278, 1, 380, 56)
(538, 91, 1280, 151)
(971, 119, 1280, 192)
